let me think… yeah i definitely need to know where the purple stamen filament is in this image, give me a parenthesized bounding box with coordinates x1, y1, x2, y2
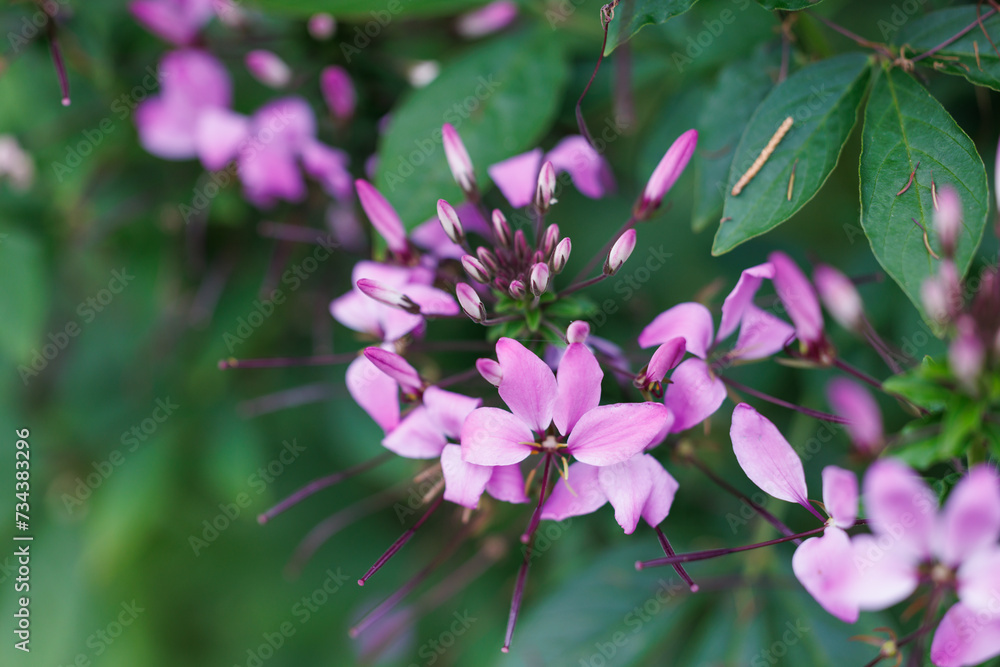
(636, 525, 828, 570)
(358, 494, 444, 586)
(654, 527, 698, 592)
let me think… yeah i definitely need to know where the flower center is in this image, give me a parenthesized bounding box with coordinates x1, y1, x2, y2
(930, 562, 954, 586)
(540, 434, 562, 452)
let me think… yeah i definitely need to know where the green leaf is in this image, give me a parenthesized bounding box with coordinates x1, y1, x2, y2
(604, 0, 701, 55)
(693, 46, 779, 232)
(939, 397, 983, 458)
(524, 307, 541, 332)
(250, 0, 486, 18)
(896, 7, 1000, 91)
(0, 230, 49, 363)
(376, 29, 568, 226)
(859, 66, 989, 318)
(756, 0, 823, 9)
(712, 53, 871, 255)
(882, 373, 952, 412)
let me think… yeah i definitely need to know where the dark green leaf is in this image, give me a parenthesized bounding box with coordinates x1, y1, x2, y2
(756, 0, 823, 9)
(890, 420, 946, 469)
(882, 373, 952, 412)
(251, 0, 487, 18)
(693, 46, 779, 231)
(376, 29, 569, 226)
(896, 7, 1000, 91)
(859, 66, 989, 318)
(524, 307, 541, 332)
(604, 0, 701, 55)
(712, 53, 871, 254)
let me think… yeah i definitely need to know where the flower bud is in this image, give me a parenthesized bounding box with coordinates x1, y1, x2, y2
(456, 283, 486, 323)
(637, 129, 697, 219)
(542, 224, 560, 258)
(364, 347, 423, 396)
(476, 358, 503, 386)
(950, 315, 984, 393)
(356, 279, 420, 313)
(567, 321, 590, 344)
(513, 229, 529, 261)
(476, 246, 499, 274)
(529, 263, 550, 295)
(355, 179, 408, 255)
(813, 264, 864, 332)
(604, 229, 636, 276)
(535, 161, 556, 211)
(245, 50, 292, 88)
(646, 338, 685, 384)
(508, 280, 527, 299)
(436, 199, 465, 245)
(462, 254, 491, 283)
(491, 209, 511, 249)
(442, 123, 476, 194)
(456, 1, 518, 38)
(552, 237, 572, 274)
(308, 13, 336, 40)
(827, 378, 883, 455)
(321, 66, 356, 121)
(935, 185, 961, 258)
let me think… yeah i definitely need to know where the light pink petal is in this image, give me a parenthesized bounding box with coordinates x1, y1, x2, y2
(423, 386, 481, 440)
(553, 342, 603, 436)
(383, 406, 447, 459)
(822, 465, 858, 528)
(486, 464, 529, 504)
(769, 251, 824, 345)
(320, 65, 356, 120)
(487, 148, 542, 208)
(353, 260, 418, 289)
(441, 444, 492, 508)
(301, 140, 352, 199)
(792, 528, 860, 623)
(597, 455, 654, 534)
(403, 284, 459, 317)
(456, 0, 519, 38)
(460, 407, 535, 466)
(730, 403, 809, 507)
(642, 455, 679, 527)
(957, 546, 1000, 613)
(245, 49, 292, 88)
(161, 48, 232, 108)
(195, 107, 249, 170)
(130, 0, 214, 45)
(638, 302, 714, 358)
(863, 459, 937, 561)
(938, 465, 1000, 566)
(135, 97, 200, 159)
(930, 602, 1000, 667)
(250, 97, 316, 150)
(329, 291, 379, 336)
(239, 141, 305, 207)
(732, 305, 795, 361)
(718, 262, 774, 342)
(545, 135, 615, 199)
(663, 358, 726, 432)
(495, 337, 556, 433)
(345, 356, 399, 433)
(363, 347, 422, 394)
(379, 308, 425, 344)
(355, 179, 408, 254)
(567, 403, 671, 466)
(826, 378, 883, 454)
(646, 338, 686, 383)
(848, 533, 920, 610)
(541, 463, 607, 521)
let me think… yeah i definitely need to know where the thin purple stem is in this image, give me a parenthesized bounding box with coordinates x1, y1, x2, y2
(654, 527, 699, 592)
(559, 273, 608, 297)
(911, 7, 997, 63)
(219, 352, 357, 369)
(571, 215, 637, 284)
(46, 18, 70, 106)
(635, 525, 827, 569)
(833, 358, 883, 390)
(257, 221, 337, 245)
(719, 375, 849, 424)
(358, 494, 444, 586)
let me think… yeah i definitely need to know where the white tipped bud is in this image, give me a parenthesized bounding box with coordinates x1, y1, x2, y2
(456, 283, 486, 323)
(935, 185, 961, 258)
(461, 254, 491, 283)
(508, 279, 527, 299)
(604, 229, 637, 276)
(637, 129, 697, 219)
(552, 237, 572, 274)
(813, 264, 864, 332)
(442, 123, 476, 194)
(476, 358, 502, 386)
(476, 246, 499, 273)
(542, 224, 560, 258)
(535, 161, 556, 211)
(491, 209, 511, 248)
(436, 199, 465, 245)
(245, 50, 292, 88)
(513, 229, 529, 260)
(567, 321, 590, 344)
(356, 279, 420, 313)
(529, 262, 550, 296)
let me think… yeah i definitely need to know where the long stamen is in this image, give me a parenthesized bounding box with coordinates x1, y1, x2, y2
(219, 352, 357, 369)
(238, 382, 335, 417)
(654, 527, 698, 592)
(46, 17, 71, 106)
(635, 525, 828, 570)
(258, 221, 336, 245)
(719, 375, 849, 424)
(833, 358, 883, 390)
(358, 494, 444, 586)
(258, 452, 394, 524)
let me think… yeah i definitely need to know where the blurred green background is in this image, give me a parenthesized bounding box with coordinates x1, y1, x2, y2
(1, 0, 998, 665)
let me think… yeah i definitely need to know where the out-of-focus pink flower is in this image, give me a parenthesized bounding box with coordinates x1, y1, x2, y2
(770, 251, 833, 362)
(936, 186, 962, 258)
(455, 1, 518, 38)
(826, 378, 883, 454)
(0, 136, 34, 191)
(635, 129, 697, 219)
(245, 50, 292, 88)
(130, 0, 214, 45)
(813, 264, 864, 332)
(330, 262, 439, 343)
(321, 66, 356, 121)
(308, 13, 336, 40)
(950, 315, 984, 393)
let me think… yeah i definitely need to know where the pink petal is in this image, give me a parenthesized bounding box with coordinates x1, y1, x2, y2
(553, 342, 603, 436)
(239, 140, 305, 207)
(456, 0, 519, 38)
(320, 65, 356, 120)
(930, 602, 1000, 667)
(245, 49, 292, 88)
(848, 533, 920, 610)
(957, 546, 1000, 613)
(663, 358, 726, 432)
(792, 528, 860, 623)
(641, 128, 697, 210)
(826, 378, 883, 454)
(486, 464, 529, 504)
(646, 338, 686, 383)
(541, 463, 607, 521)
(730, 403, 809, 507)
(301, 140, 352, 199)
(567, 403, 671, 466)
(345, 355, 399, 433)
(814, 264, 864, 331)
(403, 284, 459, 317)
(641, 455, 679, 528)
(161, 48, 232, 108)
(822, 465, 858, 528)
(487, 148, 542, 208)
(195, 107, 249, 170)
(732, 304, 795, 361)
(717, 262, 774, 342)
(250, 97, 316, 150)
(863, 459, 937, 561)
(938, 465, 1000, 566)
(460, 407, 535, 466)
(495, 337, 556, 433)
(135, 97, 201, 159)
(130, 0, 215, 45)
(383, 406, 447, 459)
(638, 302, 714, 358)
(329, 291, 379, 336)
(545, 135, 615, 199)
(363, 347, 422, 395)
(769, 251, 824, 345)
(423, 386, 481, 441)
(355, 179, 408, 254)
(441, 444, 492, 508)
(597, 456, 653, 534)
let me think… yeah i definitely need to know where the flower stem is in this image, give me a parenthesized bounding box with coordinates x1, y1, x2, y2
(833, 358, 883, 390)
(635, 525, 827, 569)
(719, 375, 849, 424)
(357, 494, 444, 586)
(571, 215, 637, 284)
(654, 527, 699, 592)
(559, 273, 608, 297)
(910, 6, 997, 63)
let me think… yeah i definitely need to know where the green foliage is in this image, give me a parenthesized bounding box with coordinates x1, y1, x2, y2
(897, 7, 1000, 91)
(604, 0, 701, 55)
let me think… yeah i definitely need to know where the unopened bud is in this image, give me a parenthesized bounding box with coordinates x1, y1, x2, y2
(476, 246, 499, 274)
(950, 315, 984, 393)
(813, 264, 864, 332)
(308, 13, 336, 40)
(535, 161, 556, 211)
(529, 263, 550, 295)
(462, 255, 491, 283)
(935, 185, 961, 258)
(321, 66, 356, 121)
(567, 321, 590, 344)
(542, 224, 560, 258)
(552, 237, 572, 274)
(508, 279, 527, 299)
(436, 199, 465, 245)
(363, 347, 423, 396)
(604, 229, 637, 276)
(637, 128, 697, 220)
(513, 229, 529, 261)
(491, 209, 511, 248)
(356, 279, 421, 313)
(456, 283, 486, 323)
(476, 358, 503, 386)
(442, 123, 476, 194)
(245, 50, 292, 88)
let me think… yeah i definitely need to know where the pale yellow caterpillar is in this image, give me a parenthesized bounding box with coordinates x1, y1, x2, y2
(731, 116, 794, 197)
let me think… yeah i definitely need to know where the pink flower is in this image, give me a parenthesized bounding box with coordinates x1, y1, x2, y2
(826, 378, 883, 454)
(460, 338, 671, 467)
(769, 251, 833, 362)
(455, 1, 518, 38)
(636, 128, 697, 219)
(813, 264, 864, 332)
(321, 66, 356, 121)
(442, 124, 476, 194)
(245, 50, 292, 88)
(130, 0, 214, 45)
(604, 229, 636, 276)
